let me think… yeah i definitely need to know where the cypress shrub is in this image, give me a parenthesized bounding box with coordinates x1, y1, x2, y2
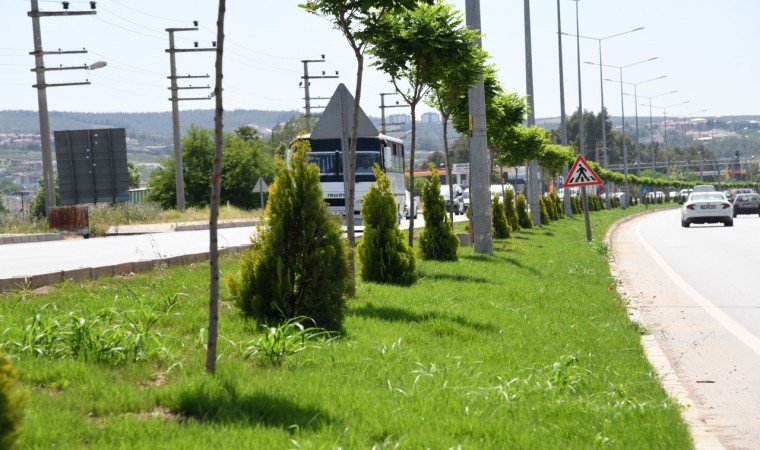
(225, 144, 348, 331)
(418, 166, 459, 261)
(504, 188, 520, 232)
(539, 196, 551, 225)
(1, 353, 28, 450)
(516, 193, 533, 230)
(570, 195, 580, 214)
(550, 192, 564, 219)
(357, 167, 417, 285)
(491, 193, 511, 239)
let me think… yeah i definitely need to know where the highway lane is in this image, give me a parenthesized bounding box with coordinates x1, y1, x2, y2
(612, 209, 760, 450)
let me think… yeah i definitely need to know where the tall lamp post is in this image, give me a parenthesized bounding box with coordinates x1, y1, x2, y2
(639, 90, 678, 174)
(615, 76, 667, 175)
(650, 100, 690, 180)
(563, 26, 644, 210)
(561, 28, 643, 168)
(586, 57, 658, 208)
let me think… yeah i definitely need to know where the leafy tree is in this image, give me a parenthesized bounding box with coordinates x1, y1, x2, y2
(269, 115, 307, 151)
(235, 124, 258, 142)
(0, 352, 28, 450)
(418, 164, 459, 261)
(127, 161, 141, 189)
(368, 0, 477, 247)
(225, 142, 348, 331)
(491, 194, 510, 239)
(423, 8, 487, 226)
(147, 125, 275, 210)
(29, 177, 59, 219)
(426, 151, 446, 168)
(539, 144, 575, 180)
(357, 165, 416, 284)
(0, 179, 21, 195)
(221, 133, 276, 209)
(301, 0, 433, 297)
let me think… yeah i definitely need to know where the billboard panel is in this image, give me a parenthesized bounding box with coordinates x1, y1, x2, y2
(54, 128, 129, 205)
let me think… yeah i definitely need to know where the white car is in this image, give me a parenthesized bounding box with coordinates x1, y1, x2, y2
(404, 190, 419, 219)
(680, 191, 733, 227)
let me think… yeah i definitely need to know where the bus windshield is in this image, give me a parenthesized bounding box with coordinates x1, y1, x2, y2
(307, 151, 382, 176)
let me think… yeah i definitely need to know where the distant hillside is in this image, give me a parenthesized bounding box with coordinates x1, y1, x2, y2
(0, 109, 301, 138)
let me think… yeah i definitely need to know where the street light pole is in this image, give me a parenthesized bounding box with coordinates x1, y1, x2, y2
(586, 56, 657, 208)
(617, 76, 667, 174)
(649, 100, 689, 180)
(555, 0, 571, 217)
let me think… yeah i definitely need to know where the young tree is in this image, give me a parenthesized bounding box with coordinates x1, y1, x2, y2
(206, 0, 226, 375)
(424, 7, 487, 226)
(225, 142, 349, 331)
(419, 164, 459, 261)
(491, 193, 510, 239)
(368, 0, 479, 246)
(127, 161, 141, 188)
(301, 0, 432, 296)
(357, 166, 416, 285)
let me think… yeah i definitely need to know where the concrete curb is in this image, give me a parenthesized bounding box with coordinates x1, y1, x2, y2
(0, 245, 250, 294)
(0, 233, 62, 245)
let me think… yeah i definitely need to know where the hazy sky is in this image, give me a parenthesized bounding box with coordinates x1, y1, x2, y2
(3, 1, 758, 123)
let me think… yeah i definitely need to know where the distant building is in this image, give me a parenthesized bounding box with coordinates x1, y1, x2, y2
(388, 113, 410, 125)
(421, 112, 441, 124)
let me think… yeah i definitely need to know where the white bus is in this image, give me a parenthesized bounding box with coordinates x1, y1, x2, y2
(292, 133, 407, 223)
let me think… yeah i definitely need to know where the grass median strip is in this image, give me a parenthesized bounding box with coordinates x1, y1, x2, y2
(0, 205, 691, 449)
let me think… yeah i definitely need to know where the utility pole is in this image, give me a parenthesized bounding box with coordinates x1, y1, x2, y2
(524, 0, 540, 226)
(465, 0, 493, 254)
(29, 0, 99, 217)
(379, 92, 407, 134)
(301, 56, 338, 133)
(166, 22, 215, 211)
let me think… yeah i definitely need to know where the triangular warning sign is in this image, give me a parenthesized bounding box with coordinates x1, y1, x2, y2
(310, 83, 379, 139)
(565, 155, 603, 187)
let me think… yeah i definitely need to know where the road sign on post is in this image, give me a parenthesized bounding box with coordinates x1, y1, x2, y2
(564, 155, 603, 242)
(565, 155, 602, 187)
(252, 177, 268, 209)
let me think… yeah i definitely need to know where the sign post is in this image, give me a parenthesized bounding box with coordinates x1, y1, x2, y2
(564, 155, 603, 242)
(252, 177, 268, 209)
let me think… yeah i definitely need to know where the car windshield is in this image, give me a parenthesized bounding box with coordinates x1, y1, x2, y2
(690, 193, 724, 202)
(737, 194, 760, 201)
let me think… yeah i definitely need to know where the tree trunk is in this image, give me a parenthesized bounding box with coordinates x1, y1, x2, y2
(206, 0, 226, 375)
(407, 104, 417, 247)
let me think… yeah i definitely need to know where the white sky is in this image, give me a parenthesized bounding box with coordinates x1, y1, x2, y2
(2, 0, 759, 122)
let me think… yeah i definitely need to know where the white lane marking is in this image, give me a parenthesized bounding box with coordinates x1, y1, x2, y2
(635, 223, 760, 358)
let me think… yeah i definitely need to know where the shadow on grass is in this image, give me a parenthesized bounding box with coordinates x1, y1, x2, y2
(352, 303, 498, 333)
(174, 377, 331, 429)
(460, 253, 541, 277)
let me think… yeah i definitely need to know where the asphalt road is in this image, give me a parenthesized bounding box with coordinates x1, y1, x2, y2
(611, 208, 760, 450)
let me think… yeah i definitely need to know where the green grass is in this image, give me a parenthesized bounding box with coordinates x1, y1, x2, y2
(0, 204, 691, 449)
